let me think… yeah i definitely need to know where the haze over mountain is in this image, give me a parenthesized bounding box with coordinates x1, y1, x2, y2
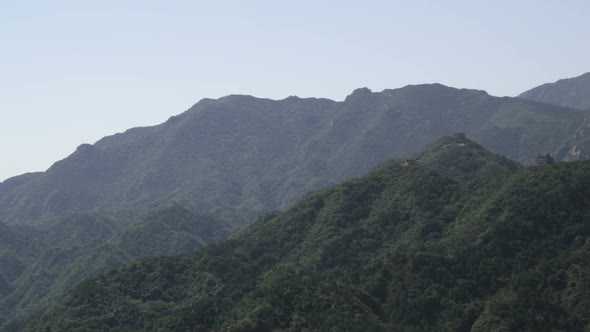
(1, 78, 590, 330)
(0, 84, 585, 226)
(28, 135, 590, 331)
(5, 2, 589, 184)
(519, 72, 590, 110)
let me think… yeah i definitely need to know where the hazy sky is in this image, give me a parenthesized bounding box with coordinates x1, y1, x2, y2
(1, 1, 589, 181)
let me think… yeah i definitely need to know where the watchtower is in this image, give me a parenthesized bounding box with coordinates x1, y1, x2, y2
(536, 154, 554, 165)
(403, 159, 417, 166)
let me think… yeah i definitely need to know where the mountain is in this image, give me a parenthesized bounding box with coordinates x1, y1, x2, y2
(518, 73, 590, 162)
(519, 72, 590, 110)
(0, 206, 229, 329)
(411, 133, 519, 178)
(0, 84, 585, 226)
(1, 84, 588, 329)
(27, 136, 590, 331)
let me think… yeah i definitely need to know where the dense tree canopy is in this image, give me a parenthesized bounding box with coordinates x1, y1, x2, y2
(26, 136, 590, 331)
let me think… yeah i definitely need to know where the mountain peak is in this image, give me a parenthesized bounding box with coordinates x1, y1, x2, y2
(344, 87, 373, 102)
(412, 133, 519, 177)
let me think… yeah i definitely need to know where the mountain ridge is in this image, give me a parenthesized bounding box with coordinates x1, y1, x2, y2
(1, 83, 584, 226)
(0, 84, 518, 187)
(1, 80, 589, 328)
(26, 136, 590, 331)
(519, 72, 590, 110)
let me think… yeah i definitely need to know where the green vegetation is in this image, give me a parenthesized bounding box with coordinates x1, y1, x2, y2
(26, 137, 590, 331)
(2, 78, 590, 329)
(0, 206, 228, 330)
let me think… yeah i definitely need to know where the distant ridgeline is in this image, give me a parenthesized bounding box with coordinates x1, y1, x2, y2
(1, 76, 590, 330)
(519, 72, 590, 110)
(0, 84, 587, 226)
(25, 135, 590, 331)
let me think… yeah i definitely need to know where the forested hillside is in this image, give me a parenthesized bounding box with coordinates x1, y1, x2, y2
(1, 1, 587, 330)
(2, 81, 589, 330)
(0, 206, 228, 330)
(29, 136, 590, 331)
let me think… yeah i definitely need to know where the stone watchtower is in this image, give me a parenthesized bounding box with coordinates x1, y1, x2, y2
(536, 154, 554, 165)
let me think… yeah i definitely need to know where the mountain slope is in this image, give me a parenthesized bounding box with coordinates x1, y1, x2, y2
(555, 116, 590, 162)
(0, 85, 585, 226)
(519, 72, 590, 110)
(0, 223, 41, 297)
(28, 137, 590, 331)
(0, 206, 229, 330)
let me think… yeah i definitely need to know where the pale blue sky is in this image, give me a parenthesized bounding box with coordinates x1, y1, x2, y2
(1, 1, 589, 181)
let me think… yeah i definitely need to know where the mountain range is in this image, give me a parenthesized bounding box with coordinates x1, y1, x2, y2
(1, 83, 587, 226)
(27, 135, 590, 331)
(1, 73, 590, 330)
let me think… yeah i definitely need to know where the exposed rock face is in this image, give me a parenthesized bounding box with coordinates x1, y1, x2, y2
(561, 117, 590, 161)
